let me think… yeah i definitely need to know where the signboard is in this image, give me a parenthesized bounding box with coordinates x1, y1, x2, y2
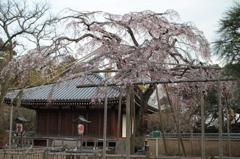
(16, 123, 23, 134)
(78, 124, 84, 135)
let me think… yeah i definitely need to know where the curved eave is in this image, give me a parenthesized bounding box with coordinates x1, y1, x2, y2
(4, 97, 126, 109)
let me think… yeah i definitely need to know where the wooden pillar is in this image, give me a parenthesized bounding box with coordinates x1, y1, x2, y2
(87, 105, 90, 135)
(98, 108, 102, 137)
(103, 86, 108, 159)
(117, 88, 123, 139)
(224, 90, 232, 157)
(71, 110, 75, 136)
(58, 108, 62, 136)
(111, 108, 117, 137)
(226, 108, 231, 157)
(131, 86, 135, 154)
(35, 110, 39, 133)
(126, 85, 132, 159)
(46, 111, 50, 135)
(9, 101, 14, 148)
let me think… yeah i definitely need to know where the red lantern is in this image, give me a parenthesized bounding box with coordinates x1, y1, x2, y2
(78, 124, 84, 135)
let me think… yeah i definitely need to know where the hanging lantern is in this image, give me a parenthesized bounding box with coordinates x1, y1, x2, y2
(78, 124, 84, 135)
(16, 123, 23, 134)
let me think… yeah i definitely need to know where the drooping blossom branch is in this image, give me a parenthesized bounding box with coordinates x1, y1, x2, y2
(53, 10, 211, 86)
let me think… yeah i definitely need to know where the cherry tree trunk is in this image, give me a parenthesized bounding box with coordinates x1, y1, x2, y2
(155, 84, 168, 155)
(164, 84, 186, 156)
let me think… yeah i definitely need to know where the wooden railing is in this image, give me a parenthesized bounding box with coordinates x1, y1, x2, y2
(0, 148, 45, 159)
(47, 153, 147, 159)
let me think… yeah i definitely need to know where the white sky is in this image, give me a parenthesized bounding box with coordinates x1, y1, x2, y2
(47, 0, 234, 44)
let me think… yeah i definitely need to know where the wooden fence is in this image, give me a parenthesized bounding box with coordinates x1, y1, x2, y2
(147, 137, 240, 157)
(0, 150, 148, 159)
(0, 149, 240, 159)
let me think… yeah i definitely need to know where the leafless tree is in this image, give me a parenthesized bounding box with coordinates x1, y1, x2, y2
(0, 0, 58, 113)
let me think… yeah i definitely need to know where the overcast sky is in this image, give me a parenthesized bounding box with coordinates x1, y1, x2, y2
(47, 0, 234, 44)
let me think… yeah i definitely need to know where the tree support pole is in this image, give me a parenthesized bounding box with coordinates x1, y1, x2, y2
(200, 83, 205, 159)
(226, 108, 231, 157)
(77, 78, 237, 88)
(218, 79, 223, 159)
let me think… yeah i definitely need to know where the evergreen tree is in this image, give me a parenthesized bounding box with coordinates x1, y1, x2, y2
(214, 2, 240, 77)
